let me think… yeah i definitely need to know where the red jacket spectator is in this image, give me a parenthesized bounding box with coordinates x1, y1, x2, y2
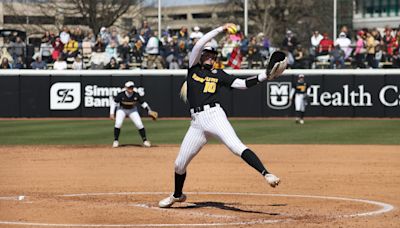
(382, 29, 396, 58)
(318, 33, 334, 55)
(51, 37, 64, 61)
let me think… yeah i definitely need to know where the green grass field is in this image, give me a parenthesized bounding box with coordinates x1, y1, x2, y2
(0, 119, 399, 145)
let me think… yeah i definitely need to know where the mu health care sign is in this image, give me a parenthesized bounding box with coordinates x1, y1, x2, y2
(267, 82, 400, 108)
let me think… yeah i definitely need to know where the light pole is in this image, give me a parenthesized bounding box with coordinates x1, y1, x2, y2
(244, 0, 248, 36)
(158, 0, 161, 39)
(333, 0, 337, 39)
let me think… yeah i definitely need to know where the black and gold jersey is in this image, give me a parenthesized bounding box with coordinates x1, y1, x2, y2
(294, 82, 307, 94)
(187, 64, 236, 108)
(114, 91, 144, 109)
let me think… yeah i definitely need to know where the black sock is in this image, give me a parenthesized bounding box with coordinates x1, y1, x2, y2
(296, 111, 301, 118)
(138, 128, 147, 141)
(173, 172, 186, 198)
(300, 111, 305, 119)
(241, 149, 269, 176)
(114, 128, 120, 140)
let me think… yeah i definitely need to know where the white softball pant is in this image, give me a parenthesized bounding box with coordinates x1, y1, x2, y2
(295, 93, 306, 112)
(114, 107, 144, 129)
(175, 105, 248, 175)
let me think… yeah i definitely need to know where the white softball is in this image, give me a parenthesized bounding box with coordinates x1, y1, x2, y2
(18, 195, 25, 201)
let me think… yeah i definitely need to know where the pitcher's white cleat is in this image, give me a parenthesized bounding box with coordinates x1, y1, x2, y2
(112, 140, 119, 148)
(159, 194, 187, 208)
(265, 174, 280, 188)
(143, 140, 151, 147)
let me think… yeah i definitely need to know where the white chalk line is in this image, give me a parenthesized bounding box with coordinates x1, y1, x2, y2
(130, 203, 237, 219)
(0, 191, 394, 227)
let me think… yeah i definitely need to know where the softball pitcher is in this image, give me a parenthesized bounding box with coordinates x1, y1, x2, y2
(109, 81, 158, 148)
(290, 74, 309, 124)
(159, 23, 287, 208)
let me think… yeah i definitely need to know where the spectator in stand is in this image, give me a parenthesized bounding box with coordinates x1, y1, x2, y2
(190, 26, 203, 40)
(140, 20, 152, 42)
(100, 27, 111, 46)
(354, 30, 366, 68)
(318, 33, 334, 56)
(71, 55, 85, 70)
(247, 36, 263, 69)
(258, 33, 270, 60)
(109, 28, 121, 45)
(82, 37, 93, 58)
(62, 35, 79, 59)
(329, 45, 345, 69)
(0, 58, 12, 69)
(169, 57, 179, 69)
(145, 31, 163, 69)
(59, 26, 70, 45)
(105, 40, 119, 61)
(118, 39, 131, 64)
(371, 28, 382, 42)
(48, 31, 57, 44)
(339, 25, 351, 39)
(90, 47, 108, 69)
(365, 31, 377, 68)
(8, 36, 25, 63)
(136, 29, 147, 45)
(382, 27, 396, 62)
(131, 39, 144, 66)
(74, 26, 85, 45)
(40, 37, 53, 63)
(310, 30, 323, 67)
(13, 56, 25, 69)
(221, 37, 235, 61)
(335, 32, 352, 60)
(164, 39, 178, 68)
(176, 40, 188, 68)
(94, 36, 106, 53)
(1, 47, 14, 65)
(30, 55, 47, 69)
(105, 57, 119, 69)
(177, 26, 189, 43)
(53, 56, 67, 70)
(282, 30, 298, 54)
(293, 44, 307, 69)
(240, 35, 249, 57)
(52, 37, 64, 62)
(42, 31, 51, 43)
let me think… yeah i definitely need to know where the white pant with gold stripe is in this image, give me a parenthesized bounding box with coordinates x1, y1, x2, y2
(175, 105, 247, 175)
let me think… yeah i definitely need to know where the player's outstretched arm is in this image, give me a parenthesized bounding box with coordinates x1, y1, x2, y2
(230, 51, 287, 90)
(189, 23, 236, 68)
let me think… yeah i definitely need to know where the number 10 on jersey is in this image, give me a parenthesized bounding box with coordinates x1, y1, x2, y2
(203, 81, 216, 93)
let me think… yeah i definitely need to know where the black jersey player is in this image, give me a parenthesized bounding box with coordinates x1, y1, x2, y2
(290, 74, 309, 124)
(110, 81, 155, 148)
(159, 23, 287, 208)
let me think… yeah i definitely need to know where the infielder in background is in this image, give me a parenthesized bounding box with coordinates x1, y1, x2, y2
(159, 23, 287, 208)
(290, 74, 309, 124)
(110, 81, 158, 148)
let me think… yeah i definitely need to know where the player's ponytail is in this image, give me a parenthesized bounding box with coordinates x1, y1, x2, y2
(180, 81, 188, 103)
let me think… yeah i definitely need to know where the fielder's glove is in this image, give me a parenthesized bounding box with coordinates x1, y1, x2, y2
(148, 110, 158, 121)
(266, 51, 288, 80)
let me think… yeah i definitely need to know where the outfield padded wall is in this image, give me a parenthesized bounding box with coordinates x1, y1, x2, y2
(0, 69, 399, 118)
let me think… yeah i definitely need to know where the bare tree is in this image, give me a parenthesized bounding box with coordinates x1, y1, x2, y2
(225, 0, 333, 47)
(49, 0, 143, 34)
(4, 0, 143, 35)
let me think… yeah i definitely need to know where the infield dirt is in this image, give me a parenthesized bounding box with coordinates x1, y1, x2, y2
(0, 144, 399, 227)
